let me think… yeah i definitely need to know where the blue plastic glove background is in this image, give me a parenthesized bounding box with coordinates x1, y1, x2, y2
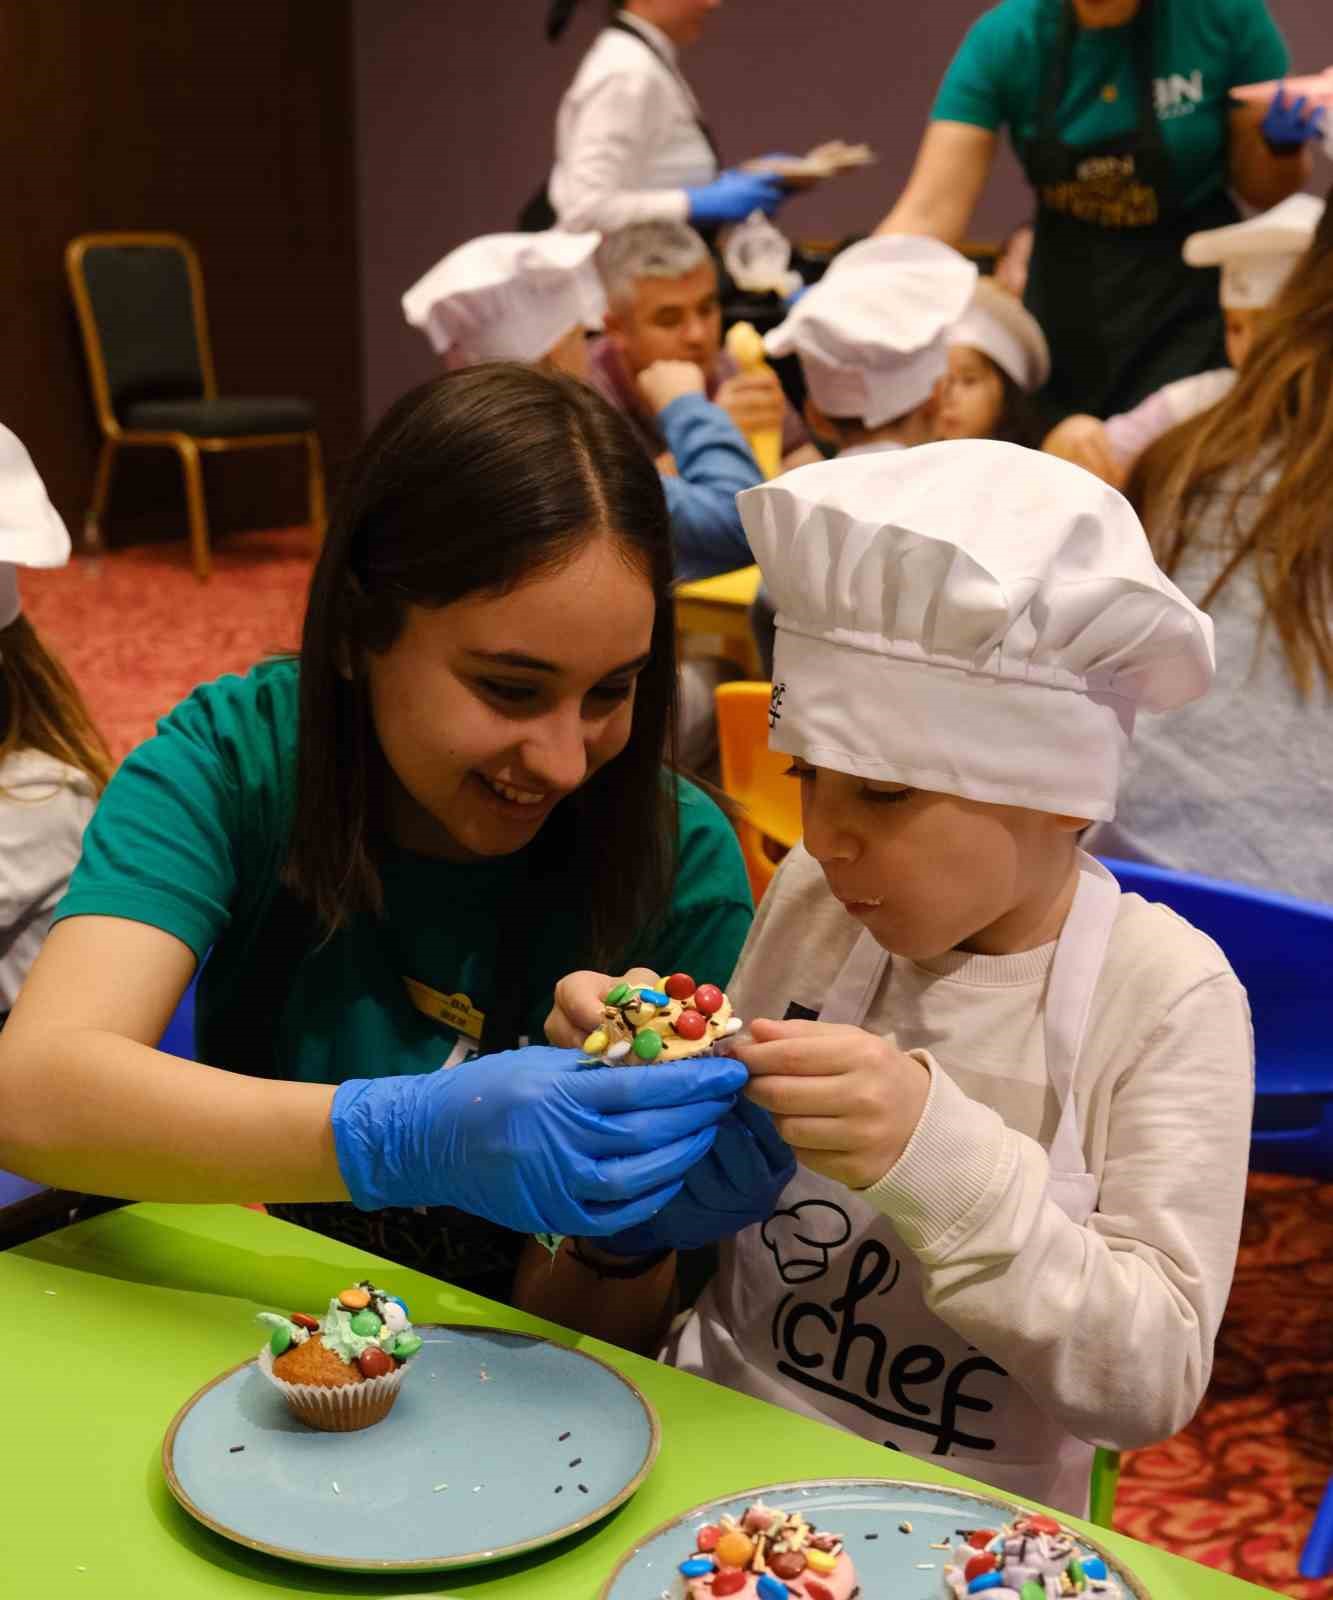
(1261, 87, 1326, 151)
(687, 169, 785, 226)
(330, 1046, 747, 1237)
(597, 1093, 795, 1255)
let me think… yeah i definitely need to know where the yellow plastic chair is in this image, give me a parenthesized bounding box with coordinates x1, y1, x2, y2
(714, 681, 802, 904)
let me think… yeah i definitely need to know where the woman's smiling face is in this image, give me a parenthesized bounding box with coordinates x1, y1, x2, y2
(365, 535, 656, 861)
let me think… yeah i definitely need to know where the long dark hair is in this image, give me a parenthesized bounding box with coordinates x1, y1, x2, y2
(988, 366, 1044, 449)
(0, 613, 113, 794)
(285, 363, 679, 968)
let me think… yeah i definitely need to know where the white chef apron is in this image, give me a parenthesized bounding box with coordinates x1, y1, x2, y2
(668, 851, 1120, 1517)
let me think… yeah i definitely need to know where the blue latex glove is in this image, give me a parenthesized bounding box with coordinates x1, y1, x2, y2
(1260, 86, 1326, 153)
(596, 1093, 795, 1255)
(686, 169, 786, 226)
(783, 282, 810, 309)
(330, 1046, 747, 1237)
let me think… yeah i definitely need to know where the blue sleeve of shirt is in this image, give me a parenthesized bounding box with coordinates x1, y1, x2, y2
(658, 393, 762, 584)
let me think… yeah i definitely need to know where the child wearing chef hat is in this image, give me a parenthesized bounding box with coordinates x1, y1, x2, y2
(936, 276, 1049, 447)
(554, 441, 1254, 1516)
(764, 235, 978, 458)
(0, 424, 112, 1014)
(1044, 191, 1325, 485)
(402, 230, 607, 378)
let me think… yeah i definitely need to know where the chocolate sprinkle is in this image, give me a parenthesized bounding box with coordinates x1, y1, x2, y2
(578, 1483, 588, 1494)
(229, 1445, 245, 1454)
(568, 1457, 582, 1467)
(554, 1485, 563, 1494)
(865, 1532, 878, 1540)
(558, 1430, 571, 1441)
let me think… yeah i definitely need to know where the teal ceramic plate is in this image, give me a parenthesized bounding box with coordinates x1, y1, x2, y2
(599, 1478, 1149, 1599)
(163, 1323, 659, 1572)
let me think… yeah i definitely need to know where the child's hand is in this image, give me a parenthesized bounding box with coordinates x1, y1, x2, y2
(545, 968, 661, 1050)
(732, 1018, 931, 1190)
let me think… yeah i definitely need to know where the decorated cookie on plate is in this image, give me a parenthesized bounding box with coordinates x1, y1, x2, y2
(582, 973, 744, 1064)
(676, 1501, 857, 1599)
(941, 1513, 1119, 1600)
(256, 1280, 422, 1432)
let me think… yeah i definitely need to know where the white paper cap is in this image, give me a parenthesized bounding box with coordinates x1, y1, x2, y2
(948, 277, 1051, 391)
(0, 423, 72, 630)
(401, 231, 606, 367)
(1183, 192, 1324, 309)
(741, 441, 1215, 821)
(764, 237, 977, 427)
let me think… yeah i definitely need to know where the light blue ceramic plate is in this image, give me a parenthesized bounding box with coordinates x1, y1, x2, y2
(163, 1323, 659, 1573)
(599, 1478, 1149, 1600)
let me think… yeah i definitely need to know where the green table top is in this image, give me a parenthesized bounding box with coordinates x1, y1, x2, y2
(6, 1203, 1277, 1598)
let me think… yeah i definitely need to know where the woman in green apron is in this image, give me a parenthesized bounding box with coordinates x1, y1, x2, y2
(874, 0, 1319, 424)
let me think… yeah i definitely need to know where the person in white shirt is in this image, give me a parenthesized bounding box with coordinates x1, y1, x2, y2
(0, 425, 111, 1017)
(539, 0, 785, 235)
(544, 442, 1253, 1518)
(1043, 192, 1326, 486)
(402, 230, 606, 380)
(936, 276, 1049, 448)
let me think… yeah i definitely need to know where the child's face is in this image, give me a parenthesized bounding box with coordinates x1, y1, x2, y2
(935, 346, 1006, 441)
(1223, 308, 1262, 370)
(790, 762, 1084, 958)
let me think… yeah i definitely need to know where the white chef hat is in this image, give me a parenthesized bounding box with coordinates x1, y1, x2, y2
(947, 277, 1050, 392)
(1183, 192, 1324, 310)
(401, 231, 606, 367)
(764, 237, 978, 427)
(740, 441, 1215, 822)
(0, 423, 71, 632)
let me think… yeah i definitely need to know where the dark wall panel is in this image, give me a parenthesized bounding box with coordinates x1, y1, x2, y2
(0, 0, 360, 543)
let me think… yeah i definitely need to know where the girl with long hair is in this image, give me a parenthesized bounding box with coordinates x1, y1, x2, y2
(0, 366, 757, 1311)
(0, 425, 112, 1019)
(1085, 221, 1333, 900)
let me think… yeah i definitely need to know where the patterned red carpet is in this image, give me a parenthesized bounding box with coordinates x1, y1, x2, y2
(20, 533, 1333, 1597)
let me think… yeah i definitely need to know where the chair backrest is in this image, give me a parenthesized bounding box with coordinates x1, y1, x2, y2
(65, 232, 215, 432)
(1099, 857, 1333, 1174)
(715, 681, 803, 904)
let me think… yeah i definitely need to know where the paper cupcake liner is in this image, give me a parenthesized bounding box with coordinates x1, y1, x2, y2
(257, 1342, 407, 1432)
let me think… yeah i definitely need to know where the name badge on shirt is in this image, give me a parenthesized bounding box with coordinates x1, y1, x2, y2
(402, 977, 486, 1041)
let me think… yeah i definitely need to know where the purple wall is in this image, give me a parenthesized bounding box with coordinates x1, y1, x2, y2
(354, 0, 1326, 426)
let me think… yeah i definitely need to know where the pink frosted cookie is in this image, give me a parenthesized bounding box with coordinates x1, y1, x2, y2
(941, 1514, 1118, 1600)
(676, 1502, 858, 1600)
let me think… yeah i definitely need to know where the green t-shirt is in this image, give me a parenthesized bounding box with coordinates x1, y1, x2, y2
(932, 0, 1290, 212)
(55, 658, 754, 1086)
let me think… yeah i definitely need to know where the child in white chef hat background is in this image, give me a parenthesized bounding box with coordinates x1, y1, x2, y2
(936, 276, 1050, 448)
(401, 229, 607, 378)
(748, 235, 977, 676)
(764, 235, 978, 460)
(1043, 191, 1325, 487)
(554, 441, 1254, 1517)
(0, 424, 113, 1018)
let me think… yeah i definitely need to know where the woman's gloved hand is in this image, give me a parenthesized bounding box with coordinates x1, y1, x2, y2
(686, 169, 785, 226)
(1260, 87, 1326, 154)
(330, 1046, 747, 1237)
(594, 1094, 795, 1255)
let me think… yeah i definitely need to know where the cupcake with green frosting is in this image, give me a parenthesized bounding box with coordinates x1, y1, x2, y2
(256, 1280, 422, 1432)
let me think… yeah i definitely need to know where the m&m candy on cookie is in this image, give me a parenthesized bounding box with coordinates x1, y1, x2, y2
(581, 972, 744, 1064)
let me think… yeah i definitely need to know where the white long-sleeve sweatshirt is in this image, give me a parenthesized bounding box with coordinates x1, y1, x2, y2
(667, 844, 1254, 1507)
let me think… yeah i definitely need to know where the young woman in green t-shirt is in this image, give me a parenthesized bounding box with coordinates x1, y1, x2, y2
(0, 365, 779, 1307)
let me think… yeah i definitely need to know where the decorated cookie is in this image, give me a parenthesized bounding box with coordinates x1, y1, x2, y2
(582, 973, 744, 1063)
(256, 1280, 420, 1432)
(941, 1515, 1119, 1600)
(677, 1502, 857, 1600)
